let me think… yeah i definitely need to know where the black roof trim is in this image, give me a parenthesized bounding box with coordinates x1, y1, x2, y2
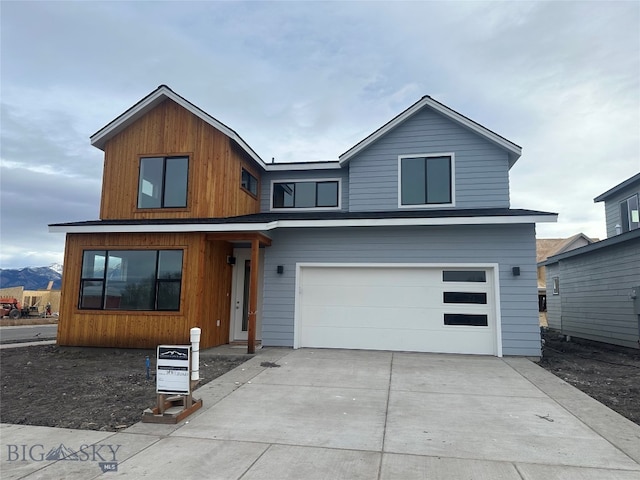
(541, 228, 640, 266)
(49, 208, 556, 228)
(593, 172, 640, 203)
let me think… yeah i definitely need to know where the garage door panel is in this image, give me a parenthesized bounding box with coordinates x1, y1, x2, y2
(300, 325, 494, 355)
(297, 266, 496, 355)
(301, 305, 448, 330)
(303, 267, 440, 287)
(302, 285, 441, 309)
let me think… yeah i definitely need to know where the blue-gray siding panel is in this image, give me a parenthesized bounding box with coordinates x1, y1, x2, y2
(260, 224, 540, 356)
(545, 264, 561, 330)
(260, 169, 349, 212)
(546, 240, 640, 349)
(602, 185, 640, 238)
(348, 108, 511, 211)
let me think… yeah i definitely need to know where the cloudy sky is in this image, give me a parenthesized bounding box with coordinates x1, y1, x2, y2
(1, 1, 638, 269)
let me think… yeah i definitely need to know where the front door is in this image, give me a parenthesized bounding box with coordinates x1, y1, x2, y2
(232, 250, 252, 341)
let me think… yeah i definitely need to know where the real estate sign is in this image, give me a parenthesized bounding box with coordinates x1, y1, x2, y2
(156, 345, 191, 394)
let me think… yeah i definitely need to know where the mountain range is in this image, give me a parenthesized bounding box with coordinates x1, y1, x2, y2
(0, 264, 63, 290)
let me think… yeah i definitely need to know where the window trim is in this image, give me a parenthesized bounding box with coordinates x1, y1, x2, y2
(270, 178, 342, 211)
(240, 167, 259, 198)
(552, 277, 560, 295)
(619, 194, 639, 233)
(137, 155, 190, 210)
(397, 153, 455, 209)
(78, 249, 184, 312)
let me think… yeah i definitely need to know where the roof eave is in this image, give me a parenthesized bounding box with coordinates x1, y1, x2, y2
(542, 228, 640, 265)
(593, 172, 640, 203)
(48, 212, 557, 234)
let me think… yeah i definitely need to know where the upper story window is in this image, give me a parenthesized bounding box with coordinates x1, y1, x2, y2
(399, 153, 454, 207)
(138, 156, 188, 209)
(241, 168, 258, 196)
(79, 249, 183, 311)
(620, 194, 639, 233)
(271, 179, 340, 210)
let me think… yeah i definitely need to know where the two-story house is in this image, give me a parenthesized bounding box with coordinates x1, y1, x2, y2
(543, 173, 640, 349)
(50, 85, 556, 357)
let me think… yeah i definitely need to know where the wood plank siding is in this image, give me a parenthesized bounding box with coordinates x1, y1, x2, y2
(99, 98, 261, 220)
(58, 233, 233, 349)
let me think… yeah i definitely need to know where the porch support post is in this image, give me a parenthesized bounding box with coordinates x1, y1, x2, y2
(247, 237, 260, 354)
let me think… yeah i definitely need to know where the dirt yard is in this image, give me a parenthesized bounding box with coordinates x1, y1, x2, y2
(0, 344, 247, 431)
(538, 332, 640, 426)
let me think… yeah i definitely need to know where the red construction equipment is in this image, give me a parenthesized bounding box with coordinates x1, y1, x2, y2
(0, 298, 24, 319)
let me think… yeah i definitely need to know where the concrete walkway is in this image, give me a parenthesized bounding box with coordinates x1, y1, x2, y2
(2, 348, 639, 479)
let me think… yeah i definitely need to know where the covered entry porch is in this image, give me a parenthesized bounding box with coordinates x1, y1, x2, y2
(208, 232, 271, 354)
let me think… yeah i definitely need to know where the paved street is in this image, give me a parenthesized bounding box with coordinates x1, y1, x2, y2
(0, 324, 57, 343)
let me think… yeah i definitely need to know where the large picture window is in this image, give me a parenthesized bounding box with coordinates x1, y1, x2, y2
(79, 250, 183, 311)
(620, 194, 639, 233)
(272, 180, 340, 209)
(138, 156, 188, 208)
(400, 154, 453, 206)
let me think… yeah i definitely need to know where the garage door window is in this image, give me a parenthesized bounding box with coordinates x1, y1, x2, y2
(443, 292, 487, 304)
(443, 270, 486, 282)
(444, 314, 488, 326)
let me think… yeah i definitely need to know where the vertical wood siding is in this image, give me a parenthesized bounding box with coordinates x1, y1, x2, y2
(99, 99, 261, 220)
(58, 233, 233, 348)
(347, 108, 511, 211)
(260, 224, 540, 356)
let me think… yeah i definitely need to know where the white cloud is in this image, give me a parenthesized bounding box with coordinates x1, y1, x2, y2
(0, 0, 638, 268)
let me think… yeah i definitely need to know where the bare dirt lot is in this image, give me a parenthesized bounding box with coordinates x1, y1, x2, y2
(1, 335, 639, 432)
(0, 344, 247, 431)
(538, 332, 640, 426)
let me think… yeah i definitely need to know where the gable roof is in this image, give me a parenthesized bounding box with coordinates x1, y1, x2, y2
(90, 85, 266, 168)
(91, 86, 522, 172)
(593, 172, 640, 202)
(536, 233, 596, 263)
(338, 96, 522, 168)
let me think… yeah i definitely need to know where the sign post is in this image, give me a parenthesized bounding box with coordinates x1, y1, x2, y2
(142, 343, 203, 424)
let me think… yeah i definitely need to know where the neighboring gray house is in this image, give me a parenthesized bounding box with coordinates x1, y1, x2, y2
(50, 86, 557, 357)
(543, 173, 640, 349)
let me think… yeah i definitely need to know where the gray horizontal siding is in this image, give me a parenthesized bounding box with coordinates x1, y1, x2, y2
(260, 224, 540, 356)
(260, 169, 349, 212)
(546, 240, 640, 349)
(545, 264, 561, 330)
(348, 108, 511, 211)
(602, 185, 640, 238)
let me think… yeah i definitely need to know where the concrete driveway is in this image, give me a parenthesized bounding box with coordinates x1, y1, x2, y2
(2, 348, 640, 479)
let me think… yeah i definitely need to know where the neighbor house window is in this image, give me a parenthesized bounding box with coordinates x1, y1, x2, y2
(241, 168, 258, 196)
(79, 250, 183, 311)
(400, 154, 453, 206)
(620, 194, 639, 233)
(272, 180, 340, 209)
(552, 277, 560, 295)
(138, 156, 188, 208)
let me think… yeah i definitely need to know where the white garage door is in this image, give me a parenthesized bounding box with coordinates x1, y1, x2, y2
(296, 265, 498, 355)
